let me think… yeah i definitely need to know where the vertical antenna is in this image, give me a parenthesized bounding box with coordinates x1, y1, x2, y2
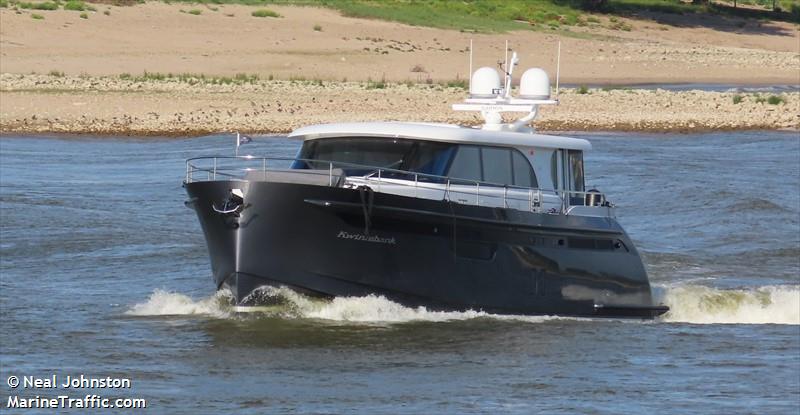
(504, 40, 509, 89)
(555, 41, 561, 101)
(469, 39, 473, 94)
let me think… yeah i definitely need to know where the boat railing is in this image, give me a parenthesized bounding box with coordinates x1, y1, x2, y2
(185, 156, 611, 215)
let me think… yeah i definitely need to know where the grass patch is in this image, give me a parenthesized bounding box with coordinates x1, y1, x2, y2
(577, 85, 589, 94)
(0, 0, 8, 7)
(63, 1, 88, 11)
(18, 1, 58, 10)
(366, 76, 387, 90)
(251, 8, 280, 18)
(444, 79, 468, 89)
(732, 94, 743, 104)
(188, 8, 202, 14)
(156, 0, 800, 29)
(116, 71, 264, 85)
(30, 12, 43, 18)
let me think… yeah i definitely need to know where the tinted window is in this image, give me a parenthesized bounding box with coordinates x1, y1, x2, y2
(568, 150, 584, 191)
(403, 141, 456, 176)
(292, 137, 454, 177)
(512, 151, 537, 188)
(448, 146, 481, 181)
(314, 138, 412, 170)
(482, 147, 512, 185)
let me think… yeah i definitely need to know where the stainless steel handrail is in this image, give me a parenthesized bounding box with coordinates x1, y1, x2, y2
(184, 156, 610, 215)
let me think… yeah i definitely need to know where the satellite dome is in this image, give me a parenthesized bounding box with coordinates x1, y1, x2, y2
(519, 68, 550, 100)
(470, 67, 501, 98)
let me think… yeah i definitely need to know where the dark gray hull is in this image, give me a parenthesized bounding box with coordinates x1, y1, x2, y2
(185, 180, 667, 318)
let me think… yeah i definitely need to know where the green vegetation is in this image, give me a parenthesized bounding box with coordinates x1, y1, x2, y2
(755, 95, 767, 103)
(116, 71, 266, 85)
(767, 95, 785, 105)
(48, 70, 65, 76)
(18, 1, 58, 10)
(79, 11, 86, 17)
(188, 8, 201, 14)
(0, 0, 9, 7)
(63, 1, 88, 11)
(445, 79, 468, 89)
(577, 85, 589, 94)
(313, 23, 322, 31)
(250, 8, 279, 17)
(366, 78, 386, 89)
(165, 0, 800, 28)
(30, 12, 43, 18)
(732, 94, 743, 104)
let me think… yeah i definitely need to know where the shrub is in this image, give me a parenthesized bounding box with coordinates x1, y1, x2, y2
(0, 0, 8, 8)
(732, 95, 743, 104)
(63, 1, 87, 11)
(20, 1, 58, 10)
(31, 12, 43, 19)
(188, 9, 201, 15)
(251, 9, 279, 18)
(577, 85, 589, 94)
(313, 24, 322, 31)
(48, 70, 64, 76)
(410, 64, 426, 73)
(767, 95, 785, 105)
(79, 11, 87, 18)
(755, 95, 767, 104)
(103, 9, 109, 15)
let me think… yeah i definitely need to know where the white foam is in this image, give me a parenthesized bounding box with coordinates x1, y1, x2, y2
(125, 289, 233, 318)
(127, 284, 800, 325)
(253, 286, 496, 323)
(658, 284, 800, 325)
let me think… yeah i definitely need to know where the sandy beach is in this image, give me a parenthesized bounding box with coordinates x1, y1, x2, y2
(1, 2, 798, 135)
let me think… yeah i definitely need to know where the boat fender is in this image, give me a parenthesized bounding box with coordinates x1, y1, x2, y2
(358, 185, 375, 236)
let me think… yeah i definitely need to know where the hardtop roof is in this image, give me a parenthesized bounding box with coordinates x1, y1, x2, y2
(288, 122, 592, 151)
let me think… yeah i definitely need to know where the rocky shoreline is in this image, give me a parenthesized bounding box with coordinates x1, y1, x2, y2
(1, 74, 797, 136)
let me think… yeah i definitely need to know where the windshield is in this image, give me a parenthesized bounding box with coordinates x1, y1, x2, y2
(292, 137, 456, 178)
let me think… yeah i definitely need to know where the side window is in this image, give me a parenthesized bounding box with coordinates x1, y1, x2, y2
(481, 147, 513, 185)
(550, 151, 558, 189)
(511, 151, 537, 188)
(568, 150, 585, 192)
(448, 146, 481, 181)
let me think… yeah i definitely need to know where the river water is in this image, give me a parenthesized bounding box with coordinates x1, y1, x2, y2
(1, 131, 798, 414)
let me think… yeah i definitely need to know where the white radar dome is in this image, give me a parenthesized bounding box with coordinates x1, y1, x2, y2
(470, 67, 501, 98)
(519, 68, 551, 100)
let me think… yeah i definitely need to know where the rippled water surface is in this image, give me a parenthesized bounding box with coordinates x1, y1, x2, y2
(1, 131, 799, 414)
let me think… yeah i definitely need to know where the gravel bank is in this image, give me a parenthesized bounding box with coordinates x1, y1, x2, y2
(1, 74, 797, 136)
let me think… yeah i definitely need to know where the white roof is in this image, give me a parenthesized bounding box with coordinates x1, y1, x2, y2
(288, 122, 591, 151)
